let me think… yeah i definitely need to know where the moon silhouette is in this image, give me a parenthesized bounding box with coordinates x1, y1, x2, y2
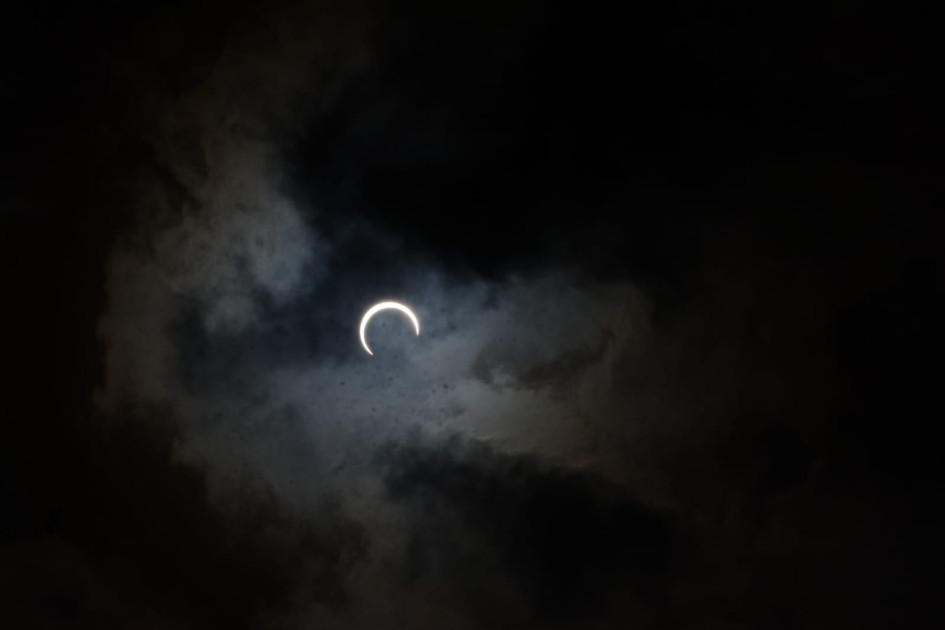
(359, 301, 421, 356)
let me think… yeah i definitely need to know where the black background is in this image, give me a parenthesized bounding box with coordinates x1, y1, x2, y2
(2, 1, 943, 628)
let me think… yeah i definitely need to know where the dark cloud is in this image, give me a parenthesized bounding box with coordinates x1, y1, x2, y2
(0, 409, 361, 628)
(381, 436, 677, 625)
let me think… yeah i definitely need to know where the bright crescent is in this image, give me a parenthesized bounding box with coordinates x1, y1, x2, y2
(359, 301, 421, 356)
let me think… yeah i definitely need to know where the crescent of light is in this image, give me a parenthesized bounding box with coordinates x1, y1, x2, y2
(359, 301, 421, 356)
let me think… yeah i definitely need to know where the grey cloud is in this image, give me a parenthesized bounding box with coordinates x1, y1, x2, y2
(378, 437, 677, 623)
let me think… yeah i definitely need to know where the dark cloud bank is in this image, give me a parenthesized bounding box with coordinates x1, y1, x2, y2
(2, 1, 943, 628)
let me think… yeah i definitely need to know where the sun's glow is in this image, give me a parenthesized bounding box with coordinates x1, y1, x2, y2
(359, 301, 421, 356)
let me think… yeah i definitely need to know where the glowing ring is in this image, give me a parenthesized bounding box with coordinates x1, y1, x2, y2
(359, 301, 420, 356)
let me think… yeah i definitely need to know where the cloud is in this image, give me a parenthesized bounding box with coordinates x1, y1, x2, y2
(0, 406, 361, 629)
(377, 437, 677, 626)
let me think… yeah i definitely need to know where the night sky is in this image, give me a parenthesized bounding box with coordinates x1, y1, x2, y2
(2, 1, 943, 628)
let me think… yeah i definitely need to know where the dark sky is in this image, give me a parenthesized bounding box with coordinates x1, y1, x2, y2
(2, 1, 943, 628)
